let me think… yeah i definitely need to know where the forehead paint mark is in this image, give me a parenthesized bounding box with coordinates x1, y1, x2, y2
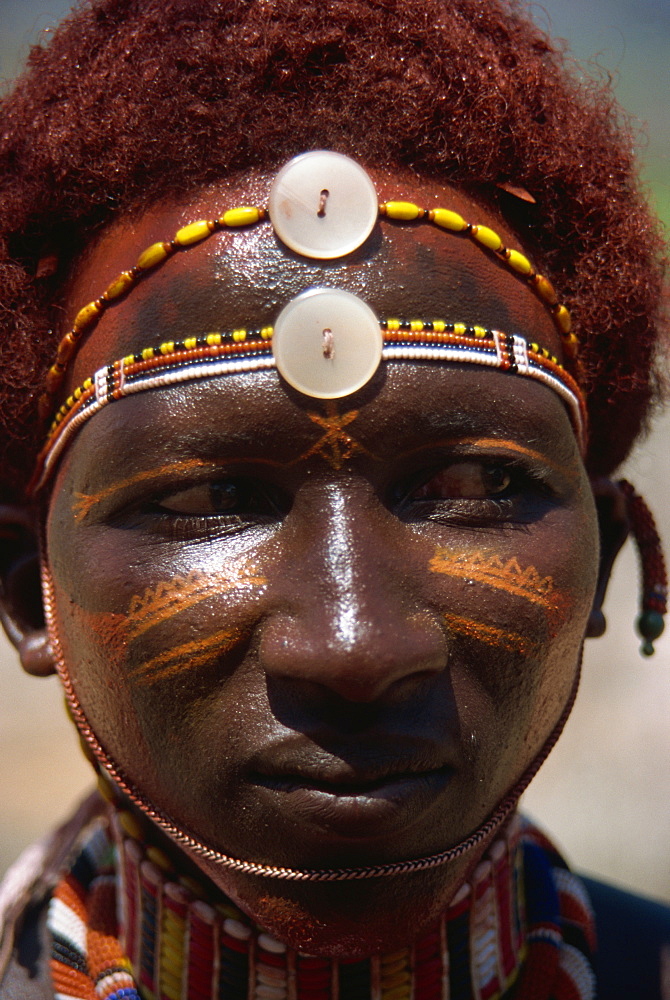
(430, 549, 556, 610)
(443, 613, 539, 657)
(294, 401, 374, 471)
(72, 456, 285, 522)
(128, 627, 242, 685)
(400, 437, 577, 479)
(125, 562, 266, 641)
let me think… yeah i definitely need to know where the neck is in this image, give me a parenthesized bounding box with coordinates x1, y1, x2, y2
(115, 809, 526, 999)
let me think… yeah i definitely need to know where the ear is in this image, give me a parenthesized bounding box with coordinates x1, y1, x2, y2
(585, 477, 630, 638)
(0, 504, 55, 676)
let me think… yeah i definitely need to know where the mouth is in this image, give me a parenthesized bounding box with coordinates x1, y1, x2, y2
(249, 763, 454, 841)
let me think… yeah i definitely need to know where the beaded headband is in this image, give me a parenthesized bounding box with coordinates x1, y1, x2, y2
(32, 299, 586, 492)
(39, 150, 578, 425)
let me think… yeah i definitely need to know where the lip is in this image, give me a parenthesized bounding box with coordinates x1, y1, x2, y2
(250, 764, 454, 840)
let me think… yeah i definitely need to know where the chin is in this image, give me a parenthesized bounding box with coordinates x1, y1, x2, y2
(194, 839, 484, 958)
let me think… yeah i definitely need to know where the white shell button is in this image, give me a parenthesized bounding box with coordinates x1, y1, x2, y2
(272, 288, 382, 398)
(268, 151, 378, 259)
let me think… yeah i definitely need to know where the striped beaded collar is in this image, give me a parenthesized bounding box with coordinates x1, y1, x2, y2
(47, 805, 597, 1000)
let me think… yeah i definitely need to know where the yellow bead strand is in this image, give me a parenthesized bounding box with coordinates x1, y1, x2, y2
(39, 181, 577, 432)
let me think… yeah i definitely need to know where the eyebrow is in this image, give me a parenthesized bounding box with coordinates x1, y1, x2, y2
(70, 426, 578, 524)
(71, 455, 285, 521)
(396, 436, 579, 479)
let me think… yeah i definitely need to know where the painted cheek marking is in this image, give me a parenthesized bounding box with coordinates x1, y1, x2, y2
(443, 613, 539, 656)
(295, 400, 375, 471)
(128, 627, 242, 685)
(64, 606, 128, 662)
(71, 456, 285, 522)
(125, 563, 266, 641)
(430, 549, 556, 611)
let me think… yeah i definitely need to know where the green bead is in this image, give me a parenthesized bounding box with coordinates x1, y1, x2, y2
(637, 610, 665, 641)
(637, 610, 665, 655)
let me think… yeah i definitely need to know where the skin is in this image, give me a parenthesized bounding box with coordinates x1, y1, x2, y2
(1, 170, 609, 957)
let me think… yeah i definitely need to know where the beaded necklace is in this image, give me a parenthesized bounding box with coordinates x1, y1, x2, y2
(48, 808, 596, 1000)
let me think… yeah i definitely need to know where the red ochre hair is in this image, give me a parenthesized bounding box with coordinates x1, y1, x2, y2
(0, 0, 667, 498)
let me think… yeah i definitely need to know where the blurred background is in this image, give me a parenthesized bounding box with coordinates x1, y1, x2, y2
(1, 0, 669, 899)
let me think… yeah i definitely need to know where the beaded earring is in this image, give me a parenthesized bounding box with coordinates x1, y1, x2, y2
(619, 480, 668, 655)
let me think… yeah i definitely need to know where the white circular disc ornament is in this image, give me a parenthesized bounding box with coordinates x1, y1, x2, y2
(268, 151, 379, 259)
(273, 288, 383, 399)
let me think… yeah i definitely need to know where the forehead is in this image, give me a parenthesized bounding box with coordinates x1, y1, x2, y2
(61, 168, 564, 395)
(67, 365, 579, 498)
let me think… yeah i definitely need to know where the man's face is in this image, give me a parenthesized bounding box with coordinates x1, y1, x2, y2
(43, 170, 598, 954)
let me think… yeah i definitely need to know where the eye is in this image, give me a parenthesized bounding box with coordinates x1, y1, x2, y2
(411, 462, 512, 500)
(149, 476, 289, 530)
(159, 479, 255, 516)
(134, 475, 290, 540)
(392, 456, 556, 528)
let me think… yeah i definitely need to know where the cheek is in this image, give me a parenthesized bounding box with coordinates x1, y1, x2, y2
(426, 514, 597, 769)
(119, 562, 266, 687)
(45, 502, 270, 783)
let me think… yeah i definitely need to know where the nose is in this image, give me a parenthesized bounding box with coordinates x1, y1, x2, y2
(258, 483, 448, 703)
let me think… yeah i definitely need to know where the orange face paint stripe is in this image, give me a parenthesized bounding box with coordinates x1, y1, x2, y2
(128, 627, 241, 685)
(399, 437, 577, 480)
(128, 626, 238, 677)
(72, 456, 285, 522)
(73, 458, 221, 522)
(457, 438, 577, 479)
(126, 565, 266, 640)
(443, 613, 534, 656)
(430, 550, 555, 609)
(132, 649, 227, 685)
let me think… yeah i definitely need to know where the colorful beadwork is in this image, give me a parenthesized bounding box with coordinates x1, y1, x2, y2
(39, 171, 576, 423)
(49, 821, 141, 1000)
(380, 201, 576, 353)
(31, 320, 586, 493)
(39, 206, 266, 421)
(47, 808, 596, 1000)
